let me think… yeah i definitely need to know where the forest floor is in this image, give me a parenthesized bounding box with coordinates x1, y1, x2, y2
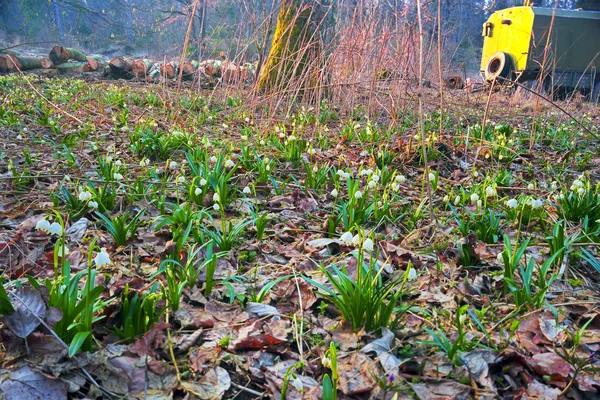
(0, 73, 599, 399)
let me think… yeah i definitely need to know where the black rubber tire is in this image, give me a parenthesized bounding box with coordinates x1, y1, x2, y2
(484, 51, 513, 83)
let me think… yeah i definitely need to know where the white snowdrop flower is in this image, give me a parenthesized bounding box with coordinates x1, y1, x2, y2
(527, 183, 535, 190)
(222, 123, 229, 129)
(428, 172, 436, 182)
(352, 234, 361, 245)
(89, 201, 99, 209)
(391, 183, 400, 191)
(78, 191, 92, 202)
(312, 165, 318, 172)
(176, 176, 186, 183)
(322, 356, 331, 368)
(35, 219, 51, 233)
(360, 169, 369, 176)
(207, 115, 213, 121)
(497, 252, 504, 262)
(557, 193, 565, 200)
(113, 173, 124, 180)
(266, 165, 271, 171)
(210, 156, 217, 163)
(330, 188, 338, 197)
(459, 313, 467, 325)
(195, 188, 202, 196)
(169, 161, 178, 170)
(115, 160, 122, 167)
(289, 135, 297, 141)
(573, 179, 584, 188)
(307, 148, 316, 155)
(577, 187, 585, 195)
(225, 159, 235, 168)
(245, 117, 250, 123)
(470, 193, 480, 203)
(106, 155, 113, 162)
(17, 134, 22, 140)
(241, 135, 248, 141)
(353, 123, 361, 129)
(363, 238, 374, 251)
(485, 186, 496, 197)
(371, 174, 380, 183)
(139, 158, 149, 167)
(260, 140, 266, 145)
(551, 181, 558, 190)
(506, 198, 519, 208)
(292, 376, 303, 393)
(48, 222, 62, 235)
(57, 244, 70, 257)
(454, 195, 461, 205)
(473, 170, 479, 178)
(396, 175, 406, 183)
(213, 203, 220, 211)
(354, 190, 363, 199)
(200, 178, 207, 186)
(531, 198, 543, 209)
(368, 180, 376, 188)
(340, 231, 353, 244)
(243, 186, 251, 194)
(407, 267, 417, 281)
(477, 199, 482, 208)
(94, 248, 111, 266)
(213, 192, 220, 202)
(443, 195, 449, 202)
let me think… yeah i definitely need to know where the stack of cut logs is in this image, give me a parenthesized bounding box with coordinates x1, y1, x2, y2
(0, 46, 255, 84)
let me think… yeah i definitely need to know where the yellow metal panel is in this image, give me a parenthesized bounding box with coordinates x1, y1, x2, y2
(481, 6, 535, 74)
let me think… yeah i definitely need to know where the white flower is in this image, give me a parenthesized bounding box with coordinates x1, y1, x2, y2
(352, 234, 361, 245)
(407, 267, 417, 281)
(391, 182, 400, 191)
(89, 201, 99, 209)
(307, 148, 316, 155)
(454, 195, 461, 205)
(113, 173, 124, 180)
(322, 356, 331, 368)
(241, 135, 248, 141)
(260, 140, 265, 145)
(243, 186, 251, 194)
(78, 191, 92, 202)
(225, 159, 235, 168)
(428, 172, 436, 182)
(115, 160, 122, 167)
(94, 248, 111, 266)
(210, 156, 217, 163)
(200, 178, 207, 186)
(506, 198, 519, 208)
(371, 174, 380, 183)
(470, 193, 480, 204)
(368, 180, 376, 188)
(213, 203, 220, 211)
(551, 181, 558, 190)
(340, 231, 353, 244)
(35, 219, 51, 233)
(139, 158, 149, 167)
(266, 165, 271, 171)
(531, 198, 543, 209)
(213, 192, 220, 202)
(477, 200, 482, 208)
(527, 183, 535, 190)
(48, 222, 62, 235)
(169, 161, 178, 170)
(577, 187, 585, 195)
(459, 313, 467, 325)
(57, 244, 70, 257)
(395, 175, 406, 183)
(354, 191, 363, 199)
(485, 186, 496, 197)
(17, 134, 22, 140)
(473, 170, 479, 178)
(497, 252, 504, 262)
(363, 238, 374, 251)
(573, 179, 584, 188)
(176, 176, 186, 183)
(331, 188, 338, 197)
(195, 187, 202, 196)
(292, 376, 303, 393)
(222, 123, 229, 129)
(443, 195, 449, 202)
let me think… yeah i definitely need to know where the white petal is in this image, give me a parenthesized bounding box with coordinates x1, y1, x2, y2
(48, 222, 63, 235)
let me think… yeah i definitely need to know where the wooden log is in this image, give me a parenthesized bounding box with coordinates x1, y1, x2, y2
(132, 59, 154, 78)
(0, 55, 10, 73)
(55, 61, 87, 73)
(159, 62, 176, 79)
(41, 58, 54, 69)
(179, 61, 196, 80)
(2, 54, 46, 71)
(49, 46, 88, 65)
(109, 57, 134, 77)
(147, 63, 161, 81)
(82, 55, 105, 72)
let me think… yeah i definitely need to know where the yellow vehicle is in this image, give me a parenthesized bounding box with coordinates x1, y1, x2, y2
(480, 5, 600, 99)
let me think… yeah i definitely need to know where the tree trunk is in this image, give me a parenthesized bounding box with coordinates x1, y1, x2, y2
(257, 0, 325, 93)
(49, 46, 88, 65)
(132, 59, 154, 78)
(160, 62, 176, 79)
(179, 61, 197, 80)
(0, 54, 46, 71)
(82, 56, 106, 72)
(109, 57, 134, 77)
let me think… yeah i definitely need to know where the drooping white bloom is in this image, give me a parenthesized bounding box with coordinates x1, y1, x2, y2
(443, 195, 449, 202)
(213, 203, 220, 211)
(241, 135, 248, 141)
(48, 222, 63, 235)
(35, 219, 51, 233)
(331, 188, 338, 197)
(428, 172, 436, 182)
(363, 238, 374, 251)
(577, 187, 585, 195)
(260, 140, 266, 145)
(213, 192, 220, 202)
(322, 356, 331, 368)
(94, 248, 111, 266)
(57, 244, 70, 257)
(139, 158, 149, 167)
(225, 159, 235, 168)
(243, 186, 251, 194)
(292, 376, 303, 393)
(352, 234, 361, 245)
(169, 161, 178, 170)
(113, 173, 124, 180)
(371, 174, 380, 183)
(210, 156, 217, 163)
(89, 201, 99, 209)
(407, 267, 417, 280)
(391, 183, 400, 192)
(200, 178, 207, 186)
(354, 191, 363, 199)
(395, 175, 406, 183)
(470, 193, 480, 204)
(485, 186, 496, 197)
(115, 160, 122, 167)
(340, 231, 353, 244)
(531, 198, 543, 209)
(506, 198, 519, 208)
(527, 183, 535, 190)
(368, 180, 376, 188)
(454, 195, 461, 205)
(176, 176, 186, 183)
(195, 188, 202, 196)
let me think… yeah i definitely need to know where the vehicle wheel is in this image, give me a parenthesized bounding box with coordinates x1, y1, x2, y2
(484, 52, 513, 83)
